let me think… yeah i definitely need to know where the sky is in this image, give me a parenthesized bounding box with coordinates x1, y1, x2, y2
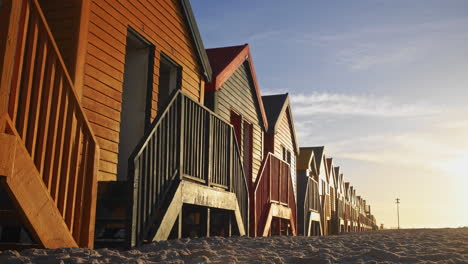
(191, 0, 468, 229)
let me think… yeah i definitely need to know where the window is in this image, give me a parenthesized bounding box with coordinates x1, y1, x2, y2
(282, 146, 291, 164)
(158, 54, 181, 111)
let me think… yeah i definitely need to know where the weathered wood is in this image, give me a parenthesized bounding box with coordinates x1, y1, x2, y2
(1, 0, 100, 248)
(73, 0, 90, 99)
(0, 132, 77, 248)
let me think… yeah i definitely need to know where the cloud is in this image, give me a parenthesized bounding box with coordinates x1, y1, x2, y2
(290, 93, 439, 117)
(334, 44, 420, 71)
(302, 18, 468, 71)
(246, 30, 283, 42)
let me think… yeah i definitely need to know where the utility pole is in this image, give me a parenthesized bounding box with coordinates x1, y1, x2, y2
(396, 198, 400, 229)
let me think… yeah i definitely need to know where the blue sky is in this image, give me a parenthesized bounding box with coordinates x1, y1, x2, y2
(191, 0, 468, 228)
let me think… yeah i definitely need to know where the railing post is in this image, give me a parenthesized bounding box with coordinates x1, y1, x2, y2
(206, 114, 212, 186)
(228, 127, 233, 191)
(80, 141, 99, 248)
(179, 94, 185, 180)
(0, 0, 24, 131)
(130, 157, 139, 248)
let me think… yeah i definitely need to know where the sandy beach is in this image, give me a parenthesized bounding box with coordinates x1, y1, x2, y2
(1, 228, 466, 264)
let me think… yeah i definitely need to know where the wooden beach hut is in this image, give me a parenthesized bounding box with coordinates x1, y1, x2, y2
(251, 94, 299, 236)
(350, 186, 358, 232)
(344, 182, 351, 232)
(296, 147, 322, 236)
(0, 0, 249, 249)
(335, 170, 345, 233)
(325, 158, 337, 234)
(311, 147, 331, 235)
(203, 44, 268, 237)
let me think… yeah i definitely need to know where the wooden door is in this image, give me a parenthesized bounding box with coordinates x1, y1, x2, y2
(230, 111, 242, 147)
(243, 121, 253, 184)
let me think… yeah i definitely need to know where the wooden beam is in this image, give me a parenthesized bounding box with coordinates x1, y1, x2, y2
(153, 183, 183, 241)
(152, 180, 247, 242)
(73, 0, 91, 99)
(206, 207, 210, 237)
(261, 203, 296, 237)
(0, 132, 77, 248)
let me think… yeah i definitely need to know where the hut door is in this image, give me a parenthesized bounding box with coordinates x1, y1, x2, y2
(243, 121, 253, 183)
(117, 30, 153, 181)
(230, 111, 242, 147)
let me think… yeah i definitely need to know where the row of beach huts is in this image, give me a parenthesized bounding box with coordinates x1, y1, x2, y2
(0, 0, 377, 249)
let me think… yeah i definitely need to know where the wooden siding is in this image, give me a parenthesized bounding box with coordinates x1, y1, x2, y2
(80, 0, 206, 181)
(39, 0, 81, 81)
(211, 62, 264, 183)
(273, 109, 297, 197)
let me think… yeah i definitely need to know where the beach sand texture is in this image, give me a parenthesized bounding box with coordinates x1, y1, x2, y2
(1, 228, 466, 263)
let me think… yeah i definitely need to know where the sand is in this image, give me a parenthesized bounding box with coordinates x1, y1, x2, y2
(1, 228, 466, 263)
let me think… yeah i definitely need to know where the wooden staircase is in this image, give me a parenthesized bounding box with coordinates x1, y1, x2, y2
(0, 0, 99, 248)
(94, 91, 250, 248)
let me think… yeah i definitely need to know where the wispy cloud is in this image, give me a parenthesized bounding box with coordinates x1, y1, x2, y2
(246, 30, 283, 42)
(334, 44, 420, 71)
(291, 93, 439, 117)
(298, 18, 468, 71)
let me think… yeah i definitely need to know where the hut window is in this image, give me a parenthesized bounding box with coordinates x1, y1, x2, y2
(158, 54, 181, 111)
(282, 146, 291, 165)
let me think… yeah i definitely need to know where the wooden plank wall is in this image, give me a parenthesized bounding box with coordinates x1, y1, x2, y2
(273, 109, 297, 198)
(212, 62, 264, 183)
(81, 0, 205, 181)
(39, 0, 81, 81)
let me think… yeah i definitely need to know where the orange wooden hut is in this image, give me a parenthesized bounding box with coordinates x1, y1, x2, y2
(0, 0, 249, 249)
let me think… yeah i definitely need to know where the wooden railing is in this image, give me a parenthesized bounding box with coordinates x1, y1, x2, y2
(0, 0, 99, 247)
(306, 178, 320, 212)
(129, 91, 249, 247)
(252, 153, 297, 237)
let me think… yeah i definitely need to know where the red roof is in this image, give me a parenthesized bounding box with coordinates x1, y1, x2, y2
(206, 44, 246, 82)
(205, 44, 268, 131)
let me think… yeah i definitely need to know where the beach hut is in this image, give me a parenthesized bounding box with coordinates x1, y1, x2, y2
(336, 171, 345, 233)
(251, 94, 299, 236)
(203, 44, 268, 237)
(350, 187, 358, 232)
(0, 0, 249, 249)
(323, 157, 334, 235)
(312, 147, 332, 235)
(296, 147, 322, 236)
(344, 182, 351, 232)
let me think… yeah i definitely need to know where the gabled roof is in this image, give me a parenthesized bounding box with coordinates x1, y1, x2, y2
(333, 166, 340, 187)
(300, 146, 324, 174)
(179, 0, 212, 81)
(311, 147, 324, 173)
(297, 148, 319, 177)
(262, 94, 299, 154)
(205, 44, 268, 130)
(297, 148, 314, 171)
(325, 158, 333, 183)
